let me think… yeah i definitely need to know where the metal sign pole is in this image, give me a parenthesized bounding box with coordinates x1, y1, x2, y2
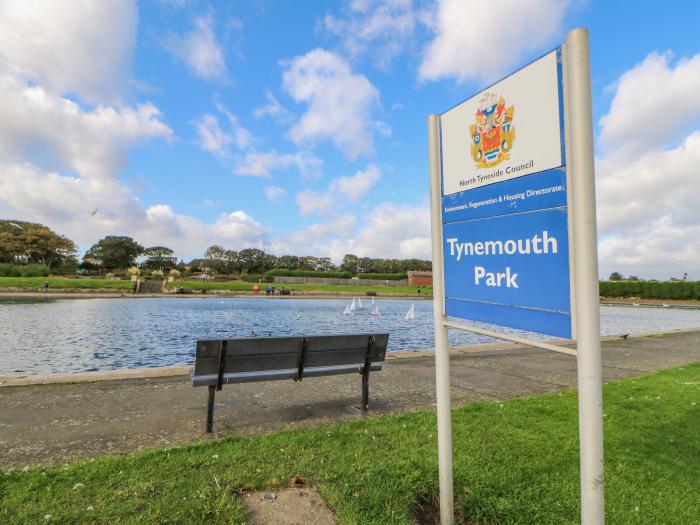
(565, 28, 605, 524)
(428, 114, 454, 525)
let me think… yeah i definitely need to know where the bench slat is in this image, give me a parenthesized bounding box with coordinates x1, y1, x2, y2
(196, 337, 302, 358)
(195, 333, 389, 358)
(192, 333, 388, 385)
(191, 363, 383, 386)
(194, 352, 299, 375)
(194, 347, 387, 376)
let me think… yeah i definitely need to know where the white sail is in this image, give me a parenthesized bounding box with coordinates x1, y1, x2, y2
(357, 297, 363, 308)
(371, 297, 375, 305)
(371, 305, 380, 316)
(350, 298, 356, 311)
(405, 303, 415, 321)
(343, 305, 351, 315)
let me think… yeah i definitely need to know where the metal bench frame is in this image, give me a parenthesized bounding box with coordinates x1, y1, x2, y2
(191, 333, 388, 433)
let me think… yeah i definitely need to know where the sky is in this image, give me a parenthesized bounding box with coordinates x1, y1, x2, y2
(1, 0, 699, 280)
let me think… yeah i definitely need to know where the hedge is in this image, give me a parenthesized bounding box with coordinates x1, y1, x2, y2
(0, 263, 50, 277)
(263, 269, 352, 280)
(357, 272, 407, 281)
(599, 280, 700, 300)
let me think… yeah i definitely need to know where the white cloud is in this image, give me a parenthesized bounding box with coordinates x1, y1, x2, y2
(263, 186, 287, 202)
(0, 0, 137, 104)
(254, 90, 294, 124)
(323, 0, 417, 70)
(282, 48, 387, 158)
(271, 214, 359, 257)
(271, 200, 430, 262)
(354, 202, 430, 259)
(596, 52, 700, 279)
(598, 52, 700, 160)
(209, 211, 268, 246)
(0, 161, 271, 258)
(295, 164, 382, 216)
(295, 190, 334, 216)
(419, 0, 570, 84)
(0, 2, 273, 260)
(328, 164, 382, 202)
(235, 150, 323, 179)
(0, 75, 172, 182)
(194, 102, 251, 161)
(163, 11, 228, 81)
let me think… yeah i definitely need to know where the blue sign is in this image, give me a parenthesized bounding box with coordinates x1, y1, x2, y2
(440, 48, 571, 338)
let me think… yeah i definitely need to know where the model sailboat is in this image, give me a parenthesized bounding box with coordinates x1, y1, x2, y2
(405, 303, 415, 321)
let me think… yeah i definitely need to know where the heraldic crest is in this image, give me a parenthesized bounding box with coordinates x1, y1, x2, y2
(469, 92, 515, 168)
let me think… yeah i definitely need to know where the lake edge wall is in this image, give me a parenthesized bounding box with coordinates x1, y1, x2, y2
(273, 276, 410, 286)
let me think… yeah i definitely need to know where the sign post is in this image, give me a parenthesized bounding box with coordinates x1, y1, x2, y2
(565, 28, 605, 525)
(428, 28, 603, 525)
(428, 113, 454, 523)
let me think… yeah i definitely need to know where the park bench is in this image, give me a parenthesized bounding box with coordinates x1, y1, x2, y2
(191, 333, 389, 433)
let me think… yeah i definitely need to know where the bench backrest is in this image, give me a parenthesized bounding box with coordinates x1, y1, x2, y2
(193, 333, 389, 378)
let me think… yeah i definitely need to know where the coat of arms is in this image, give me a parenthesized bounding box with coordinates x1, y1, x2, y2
(469, 92, 515, 168)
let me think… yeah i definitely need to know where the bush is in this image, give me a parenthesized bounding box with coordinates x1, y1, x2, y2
(599, 280, 700, 300)
(51, 263, 79, 275)
(357, 273, 407, 281)
(263, 269, 352, 280)
(0, 263, 49, 277)
(239, 273, 263, 283)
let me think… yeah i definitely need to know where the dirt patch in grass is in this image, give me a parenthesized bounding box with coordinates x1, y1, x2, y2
(240, 477, 336, 525)
(412, 498, 469, 525)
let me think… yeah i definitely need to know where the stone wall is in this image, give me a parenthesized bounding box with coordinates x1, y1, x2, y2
(273, 276, 409, 286)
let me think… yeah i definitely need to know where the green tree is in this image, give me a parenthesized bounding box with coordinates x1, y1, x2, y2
(84, 236, 143, 270)
(0, 220, 76, 268)
(609, 272, 624, 281)
(357, 257, 372, 274)
(238, 248, 264, 273)
(276, 255, 299, 270)
(340, 254, 359, 275)
(262, 253, 278, 273)
(205, 245, 227, 273)
(142, 246, 176, 272)
(316, 257, 336, 272)
(297, 256, 318, 271)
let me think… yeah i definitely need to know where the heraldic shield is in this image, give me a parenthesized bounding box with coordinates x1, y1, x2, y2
(469, 92, 515, 169)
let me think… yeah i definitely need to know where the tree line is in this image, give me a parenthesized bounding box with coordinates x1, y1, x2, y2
(0, 219, 432, 276)
(202, 245, 432, 276)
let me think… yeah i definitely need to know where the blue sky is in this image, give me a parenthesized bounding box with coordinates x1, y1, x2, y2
(1, 0, 700, 279)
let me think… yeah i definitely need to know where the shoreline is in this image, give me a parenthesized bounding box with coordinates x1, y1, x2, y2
(3, 327, 699, 388)
(0, 290, 432, 300)
(3, 290, 699, 306)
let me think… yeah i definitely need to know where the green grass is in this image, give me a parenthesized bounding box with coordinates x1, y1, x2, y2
(0, 277, 133, 291)
(1, 364, 698, 524)
(168, 279, 431, 296)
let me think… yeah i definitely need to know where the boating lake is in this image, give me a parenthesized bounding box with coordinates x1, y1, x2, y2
(2, 296, 700, 375)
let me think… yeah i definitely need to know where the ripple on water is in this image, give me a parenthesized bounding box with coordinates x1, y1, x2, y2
(1, 297, 699, 375)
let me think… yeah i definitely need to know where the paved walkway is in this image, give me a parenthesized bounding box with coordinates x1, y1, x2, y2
(1, 330, 699, 468)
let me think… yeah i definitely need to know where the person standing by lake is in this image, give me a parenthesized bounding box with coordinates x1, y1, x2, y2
(43, 281, 49, 292)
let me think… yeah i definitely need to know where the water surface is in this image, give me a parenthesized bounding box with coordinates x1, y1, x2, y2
(1, 297, 699, 375)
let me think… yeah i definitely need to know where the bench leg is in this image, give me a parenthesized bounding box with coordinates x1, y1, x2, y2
(361, 369, 370, 412)
(206, 385, 216, 433)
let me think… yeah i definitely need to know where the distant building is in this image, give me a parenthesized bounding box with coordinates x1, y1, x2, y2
(407, 271, 432, 286)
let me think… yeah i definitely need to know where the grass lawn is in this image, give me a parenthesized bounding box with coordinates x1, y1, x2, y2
(0, 276, 133, 291)
(1, 364, 698, 524)
(168, 279, 432, 296)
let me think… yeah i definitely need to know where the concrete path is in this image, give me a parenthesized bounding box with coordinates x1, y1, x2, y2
(1, 330, 699, 468)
